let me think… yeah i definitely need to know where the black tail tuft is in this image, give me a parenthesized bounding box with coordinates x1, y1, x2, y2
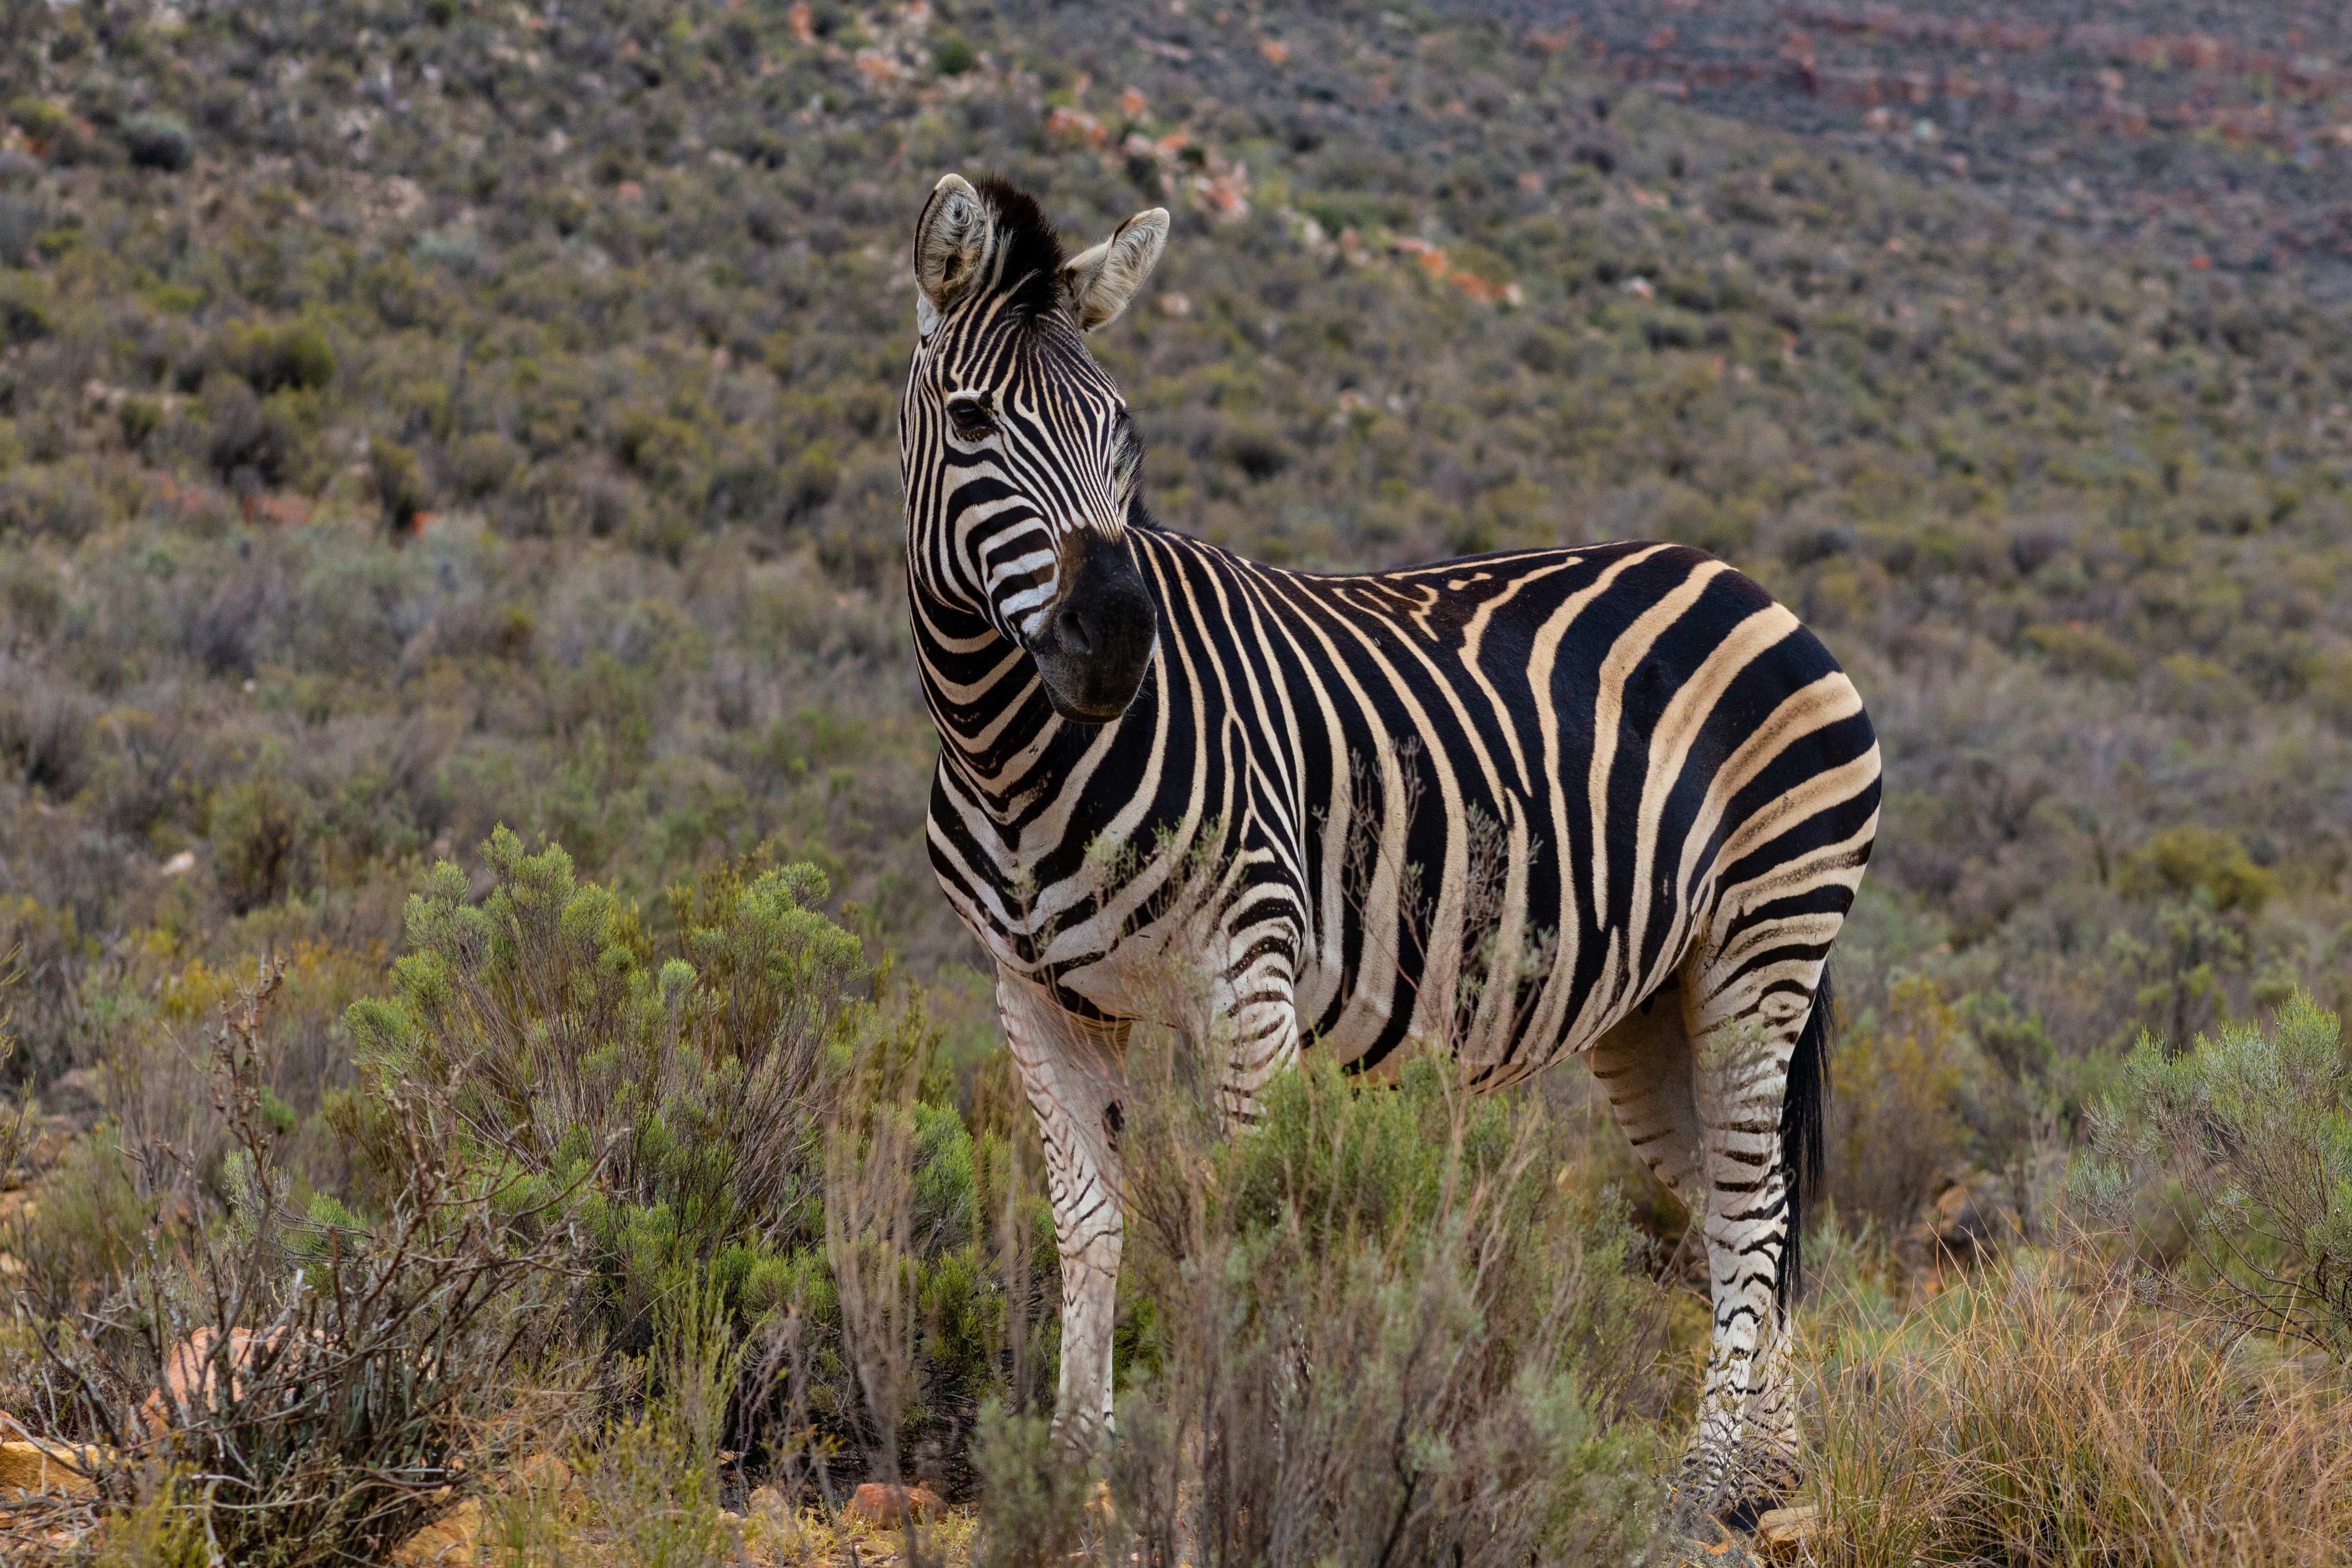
(1776, 967, 1834, 1309)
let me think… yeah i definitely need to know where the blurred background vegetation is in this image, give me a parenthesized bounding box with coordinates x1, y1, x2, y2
(3, 0, 2352, 1558)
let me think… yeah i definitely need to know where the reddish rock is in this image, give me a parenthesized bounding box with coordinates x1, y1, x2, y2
(0, 1438, 102, 1495)
(1045, 106, 1107, 149)
(140, 1326, 309, 1434)
(846, 1482, 943, 1527)
(389, 1496, 481, 1567)
(1756, 1503, 1822, 1560)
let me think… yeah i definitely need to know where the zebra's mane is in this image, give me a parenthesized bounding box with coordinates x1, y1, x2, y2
(971, 174, 1070, 320)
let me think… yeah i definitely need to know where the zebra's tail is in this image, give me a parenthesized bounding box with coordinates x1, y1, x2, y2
(1775, 966, 1834, 1309)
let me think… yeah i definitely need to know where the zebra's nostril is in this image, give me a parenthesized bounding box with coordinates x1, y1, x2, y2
(1058, 607, 1093, 657)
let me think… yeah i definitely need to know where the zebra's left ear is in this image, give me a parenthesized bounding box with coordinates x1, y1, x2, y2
(1061, 207, 1170, 332)
(914, 173, 993, 331)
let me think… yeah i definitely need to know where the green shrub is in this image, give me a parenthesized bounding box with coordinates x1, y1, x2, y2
(933, 32, 977, 76)
(118, 393, 164, 449)
(220, 319, 337, 396)
(342, 831, 861, 1344)
(1828, 977, 1972, 1235)
(12, 1127, 151, 1310)
(576, 1289, 740, 1568)
(2081, 990, 2352, 1358)
(338, 833, 1027, 1486)
(451, 429, 523, 499)
(0, 272, 52, 347)
(38, 962, 583, 1568)
(971, 1405, 1094, 1566)
(368, 436, 426, 528)
(5, 97, 68, 140)
(211, 770, 307, 914)
(2118, 824, 2279, 917)
(122, 112, 196, 172)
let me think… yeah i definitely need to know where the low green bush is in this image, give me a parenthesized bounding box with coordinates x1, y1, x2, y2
(121, 112, 195, 173)
(341, 829, 858, 1343)
(337, 830, 1027, 1486)
(26, 961, 576, 1568)
(2082, 990, 2352, 1357)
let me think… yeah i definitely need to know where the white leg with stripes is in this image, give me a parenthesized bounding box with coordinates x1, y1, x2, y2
(1591, 951, 1814, 1509)
(995, 970, 1130, 1450)
(1681, 956, 1819, 1507)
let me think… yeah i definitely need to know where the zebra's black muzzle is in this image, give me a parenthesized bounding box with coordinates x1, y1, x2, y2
(1030, 532, 1157, 725)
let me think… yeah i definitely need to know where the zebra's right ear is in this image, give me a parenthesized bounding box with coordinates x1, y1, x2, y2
(914, 173, 992, 329)
(1061, 207, 1170, 332)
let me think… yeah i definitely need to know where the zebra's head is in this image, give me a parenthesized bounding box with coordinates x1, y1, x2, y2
(901, 174, 1170, 725)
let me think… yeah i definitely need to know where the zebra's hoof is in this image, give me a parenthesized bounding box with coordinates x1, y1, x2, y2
(1659, 1499, 1766, 1567)
(1666, 1454, 1800, 1531)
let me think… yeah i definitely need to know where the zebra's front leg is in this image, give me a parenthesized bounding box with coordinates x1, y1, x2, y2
(995, 971, 1131, 1452)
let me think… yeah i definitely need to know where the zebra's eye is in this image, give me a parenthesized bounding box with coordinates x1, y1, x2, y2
(947, 397, 994, 440)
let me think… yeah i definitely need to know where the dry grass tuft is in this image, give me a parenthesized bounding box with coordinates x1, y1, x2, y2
(1805, 1246, 2352, 1568)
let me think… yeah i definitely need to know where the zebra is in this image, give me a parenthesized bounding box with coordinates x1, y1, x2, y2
(898, 172, 1880, 1508)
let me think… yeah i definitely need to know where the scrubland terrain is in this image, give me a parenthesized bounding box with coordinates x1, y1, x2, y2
(1467, 0, 2352, 283)
(1, 0, 2351, 1561)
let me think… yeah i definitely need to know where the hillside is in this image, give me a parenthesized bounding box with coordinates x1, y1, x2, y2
(0, 0, 2347, 1218)
(4, 2, 2352, 1559)
(1459, 0, 2352, 289)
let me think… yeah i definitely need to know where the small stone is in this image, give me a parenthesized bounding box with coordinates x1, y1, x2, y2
(509, 1452, 573, 1496)
(845, 1481, 942, 1527)
(142, 1327, 270, 1433)
(390, 1495, 483, 1567)
(1755, 1503, 1821, 1560)
(0, 1438, 102, 1495)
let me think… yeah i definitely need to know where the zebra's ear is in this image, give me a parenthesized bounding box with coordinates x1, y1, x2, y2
(913, 173, 992, 323)
(1061, 207, 1170, 332)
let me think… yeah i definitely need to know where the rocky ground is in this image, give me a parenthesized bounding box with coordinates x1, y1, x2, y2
(1449, 0, 2352, 291)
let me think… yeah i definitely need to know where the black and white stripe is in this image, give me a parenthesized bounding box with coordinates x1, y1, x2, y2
(899, 175, 1880, 1507)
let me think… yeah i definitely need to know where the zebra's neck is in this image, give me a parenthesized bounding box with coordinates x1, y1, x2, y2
(906, 552, 1092, 808)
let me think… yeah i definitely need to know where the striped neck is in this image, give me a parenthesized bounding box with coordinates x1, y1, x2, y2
(906, 550, 1073, 798)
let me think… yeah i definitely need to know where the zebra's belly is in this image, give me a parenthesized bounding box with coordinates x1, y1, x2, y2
(1293, 934, 1657, 1085)
(1288, 805, 1686, 1085)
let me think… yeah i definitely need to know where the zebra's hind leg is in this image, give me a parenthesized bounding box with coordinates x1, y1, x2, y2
(1678, 955, 1828, 1514)
(995, 971, 1132, 1452)
(1586, 970, 1706, 1221)
(1586, 969, 1732, 1510)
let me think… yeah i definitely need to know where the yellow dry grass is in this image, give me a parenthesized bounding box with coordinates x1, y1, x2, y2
(391, 1484, 981, 1568)
(735, 1496, 978, 1567)
(1800, 1248, 2352, 1568)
